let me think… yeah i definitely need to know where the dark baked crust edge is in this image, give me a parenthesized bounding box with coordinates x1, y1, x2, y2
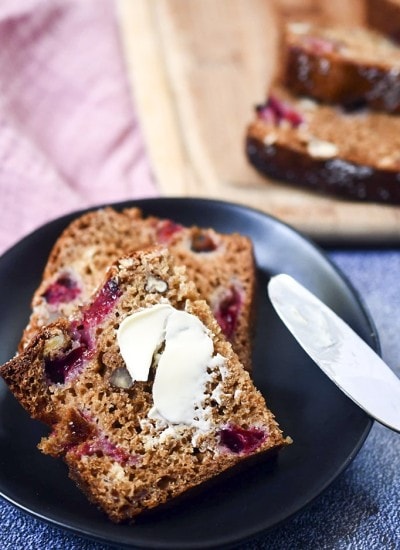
(246, 135, 400, 204)
(285, 45, 400, 113)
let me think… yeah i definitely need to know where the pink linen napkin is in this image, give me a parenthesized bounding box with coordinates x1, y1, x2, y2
(0, 0, 157, 256)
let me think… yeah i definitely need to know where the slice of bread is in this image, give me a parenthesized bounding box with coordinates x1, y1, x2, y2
(0, 248, 289, 522)
(21, 207, 256, 371)
(284, 22, 400, 113)
(246, 87, 400, 203)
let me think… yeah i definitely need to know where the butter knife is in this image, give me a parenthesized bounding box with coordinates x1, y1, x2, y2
(268, 274, 400, 433)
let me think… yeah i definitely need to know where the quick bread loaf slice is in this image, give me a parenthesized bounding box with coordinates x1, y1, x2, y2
(21, 207, 256, 371)
(284, 21, 400, 113)
(246, 87, 400, 203)
(0, 248, 289, 522)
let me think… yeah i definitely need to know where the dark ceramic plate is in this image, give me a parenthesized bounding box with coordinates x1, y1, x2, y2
(0, 198, 374, 549)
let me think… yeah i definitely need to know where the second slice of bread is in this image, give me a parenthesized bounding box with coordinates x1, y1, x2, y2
(246, 87, 400, 203)
(21, 207, 256, 371)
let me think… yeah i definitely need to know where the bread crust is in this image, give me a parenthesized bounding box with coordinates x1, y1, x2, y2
(284, 23, 400, 113)
(246, 133, 400, 203)
(366, 0, 400, 42)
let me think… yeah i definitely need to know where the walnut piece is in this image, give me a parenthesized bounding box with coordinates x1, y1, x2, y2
(110, 367, 133, 389)
(145, 275, 168, 293)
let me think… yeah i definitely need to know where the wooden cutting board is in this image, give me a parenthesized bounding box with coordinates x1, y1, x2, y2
(117, 0, 400, 244)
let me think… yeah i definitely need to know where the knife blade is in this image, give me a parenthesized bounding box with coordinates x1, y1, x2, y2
(267, 273, 400, 433)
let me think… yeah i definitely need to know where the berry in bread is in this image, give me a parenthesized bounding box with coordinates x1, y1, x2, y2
(0, 248, 289, 522)
(284, 21, 400, 113)
(21, 207, 256, 371)
(246, 87, 400, 203)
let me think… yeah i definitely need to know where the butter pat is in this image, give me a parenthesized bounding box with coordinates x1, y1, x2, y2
(153, 309, 214, 424)
(117, 303, 171, 382)
(117, 304, 221, 425)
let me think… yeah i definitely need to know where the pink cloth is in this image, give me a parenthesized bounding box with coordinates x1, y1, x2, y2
(0, 0, 157, 256)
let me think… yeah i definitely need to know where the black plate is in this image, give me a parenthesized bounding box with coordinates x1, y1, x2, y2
(0, 198, 374, 549)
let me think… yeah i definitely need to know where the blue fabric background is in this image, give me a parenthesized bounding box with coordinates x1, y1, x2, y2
(1, 249, 399, 549)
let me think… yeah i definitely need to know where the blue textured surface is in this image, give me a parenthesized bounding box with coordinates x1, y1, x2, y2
(1, 249, 399, 549)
